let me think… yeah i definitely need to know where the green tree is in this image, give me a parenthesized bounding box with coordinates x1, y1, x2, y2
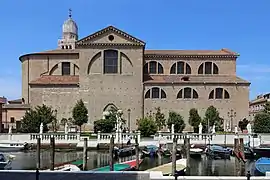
(188, 108, 201, 133)
(254, 112, 270, 133)
(93, 107, 126, 133)
(20, 104, 57, 133)
(203, 106, 222, 132)
(154, 107, 166, 131)
(94, 118, 115, 133)
(167, 111, 186, 133)
(72, 99, 88, 132)
(238, 118, 249, 131)
(137, 115, 158, 137)
(60, 117, 74, 126)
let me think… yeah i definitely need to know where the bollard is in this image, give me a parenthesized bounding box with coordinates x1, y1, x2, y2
(246, 171, 251, 180)
(35, 168, 39, 180)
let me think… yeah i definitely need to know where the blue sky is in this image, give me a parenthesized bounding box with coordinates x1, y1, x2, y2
(0, 0, 269, 100)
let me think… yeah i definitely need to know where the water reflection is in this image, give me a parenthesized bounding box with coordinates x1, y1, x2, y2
(3, 151, 257, 176)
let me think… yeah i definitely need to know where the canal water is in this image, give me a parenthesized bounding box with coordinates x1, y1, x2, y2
(5, 150, 256, 176)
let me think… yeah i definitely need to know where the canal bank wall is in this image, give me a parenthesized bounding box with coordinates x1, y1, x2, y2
(0, 170, 269, 180)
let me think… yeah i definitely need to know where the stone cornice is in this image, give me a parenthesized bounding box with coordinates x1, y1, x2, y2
(144, 54, 238, 59)
(76, 43, 144, 48)
(143, 82, 250, 85)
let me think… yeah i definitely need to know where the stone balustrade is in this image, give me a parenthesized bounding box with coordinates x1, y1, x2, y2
(0, 131, 266, 147)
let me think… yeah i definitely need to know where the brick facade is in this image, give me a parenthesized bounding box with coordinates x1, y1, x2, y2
(20, 26, 250, 131)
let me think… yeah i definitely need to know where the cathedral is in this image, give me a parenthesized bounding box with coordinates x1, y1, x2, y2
(19, 11, 250, 131)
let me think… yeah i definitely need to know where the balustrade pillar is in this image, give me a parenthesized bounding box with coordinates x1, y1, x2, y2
(97, 131, 101, 142)
(137, 131, 141, 143)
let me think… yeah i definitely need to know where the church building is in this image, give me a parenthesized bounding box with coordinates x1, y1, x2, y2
(19, 11, 250, 131)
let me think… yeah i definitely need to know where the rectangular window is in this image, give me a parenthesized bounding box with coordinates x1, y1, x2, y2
(177, 62, 185, 74)
(205, 62, 212, 74)
(149, 62, 157, 74)
(151, 88, 160, 98)
(215, 88, 223, 99)
(10, 117, 15, 123)
(184, 88, 192, 98)
(104, 50, 118, 74)
(62, 62, 71, 75)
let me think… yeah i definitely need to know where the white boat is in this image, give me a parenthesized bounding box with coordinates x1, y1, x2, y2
(146, 159, 186, 176)
(0, 154, 16, 170)
(44, 164, 81, 171)
(190, 148, 204, 158)
(0, 142, 27, 152)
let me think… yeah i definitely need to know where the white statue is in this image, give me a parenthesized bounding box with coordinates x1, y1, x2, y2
(235, 126, 238, 134)
(212, 124, 216, 134)
(247, 123, 252, 134)
(64, 123, 68, 134)
(171, 124, 175, 134)
(39, 123, 43, 134)
(8, 126, 12, 134)
(199, 123, 203, 134)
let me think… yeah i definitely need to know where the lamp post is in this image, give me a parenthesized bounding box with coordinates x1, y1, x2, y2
(127, 109, 131, 132)
(116, 109, 123, 144)
(227, 109, 236, 132)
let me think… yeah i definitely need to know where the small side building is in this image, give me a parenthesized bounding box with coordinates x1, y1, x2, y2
(1, 98, 30, 133)
(249, 93, 270, 121)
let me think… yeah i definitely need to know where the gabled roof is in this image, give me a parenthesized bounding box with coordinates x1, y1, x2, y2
(76, 26, 145, 46)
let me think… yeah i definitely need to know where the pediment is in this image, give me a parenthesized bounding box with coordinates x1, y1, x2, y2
(76, 26, 145, 47)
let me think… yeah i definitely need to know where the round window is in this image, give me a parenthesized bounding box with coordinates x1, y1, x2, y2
(108, 35, 114, 41)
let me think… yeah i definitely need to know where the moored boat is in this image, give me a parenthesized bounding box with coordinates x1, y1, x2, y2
(92, 158, 143, 171)
(255, 157, 270, 175)
(190, 148, 203, 158)
(44, 164, 81, 171)
(0, 142, 28, 152)
(205, 144, 231, 160)
(0, 154, 15, 170)
(145, 158, 186, 176)
(141, 145, 158, 157)
(252, 146, 270, 159)
(113, 146, 135, 158)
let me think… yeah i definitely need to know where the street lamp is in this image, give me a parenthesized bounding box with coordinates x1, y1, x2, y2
(127, 109, 131, 132)
(227, 109, 236, 132)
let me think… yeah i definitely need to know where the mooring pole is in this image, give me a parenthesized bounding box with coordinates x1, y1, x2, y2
(246, 171, 251, 180)
(83, 138, 88, 170)
(109, 136, 114, 171)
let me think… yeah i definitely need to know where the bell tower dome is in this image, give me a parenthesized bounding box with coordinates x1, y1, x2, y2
(58, 9, 78, 49)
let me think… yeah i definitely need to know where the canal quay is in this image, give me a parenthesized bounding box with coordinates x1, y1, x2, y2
(4, 150, 255, 176)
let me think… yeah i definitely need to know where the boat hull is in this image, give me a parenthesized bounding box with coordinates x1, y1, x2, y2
(92, 159, 143, 172)
(206, 145, 231, 160)
(253, 147, 270, 159)
(255, 157, 270, 175)
(0, 142, 27, 152)
(114, 147, 135, 158)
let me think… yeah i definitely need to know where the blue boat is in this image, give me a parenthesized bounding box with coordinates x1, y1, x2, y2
(205, 144, 231, 159)
(141, 145, 158, 157)
(255, 157, 270, 174)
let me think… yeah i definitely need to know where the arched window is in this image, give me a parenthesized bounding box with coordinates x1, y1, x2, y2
(209, 88, 230, 99)
(170, 61, 191, 74)
(198, 62, 219, 75)
(177, 87, 199, 99)
(143, 61, 164, 74)
(104, 50, 118, 74)
(145, 87, 167, 99)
